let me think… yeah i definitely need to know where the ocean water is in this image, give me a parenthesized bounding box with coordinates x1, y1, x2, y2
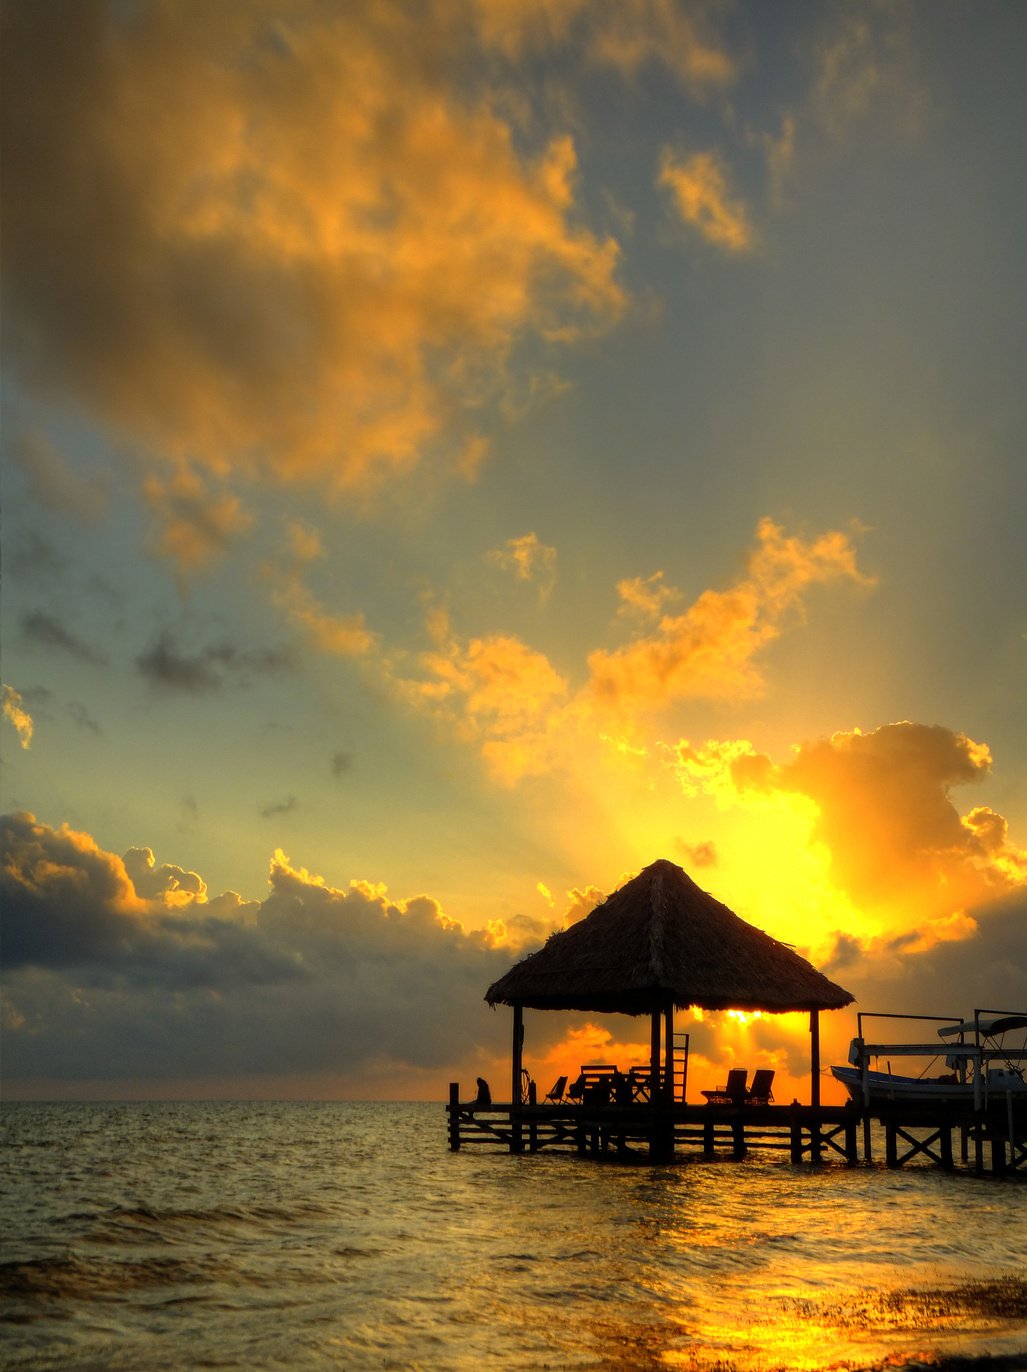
(1, 1101, 1025, 1372)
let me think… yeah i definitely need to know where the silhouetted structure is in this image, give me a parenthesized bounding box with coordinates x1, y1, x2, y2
(484, 858, 851, 1155)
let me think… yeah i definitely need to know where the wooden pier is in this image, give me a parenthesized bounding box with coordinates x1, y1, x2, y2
(446, 1083, 1026, 1175)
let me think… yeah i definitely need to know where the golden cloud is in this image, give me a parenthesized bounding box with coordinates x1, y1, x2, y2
(264, 523, 376, 658)
(470, 0, 736, 91)
(3, 1, 625, 497)
(487, 532, 557, 599)
(144, 467, 253, 574)
(389, 518, 873, 782)
(659, 148, 755, 253)
(668, 722, 1026, 939)
(587, 518, 872, 714)
(2, 685, 34, 750)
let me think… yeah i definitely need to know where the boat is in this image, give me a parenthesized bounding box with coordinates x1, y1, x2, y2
(830, 1010, 1027, 1109)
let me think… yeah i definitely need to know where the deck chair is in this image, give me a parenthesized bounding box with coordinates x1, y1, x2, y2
(701, 1068, 748, 1105)
(746, 1069, 775, 1104)
(544, 1075, 568, 1104)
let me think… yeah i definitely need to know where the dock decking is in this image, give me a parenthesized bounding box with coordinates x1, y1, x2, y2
(446, 1083, 1026, 1175)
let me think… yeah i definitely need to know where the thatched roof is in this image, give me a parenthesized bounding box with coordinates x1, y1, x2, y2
(485, 858, 853, 1016)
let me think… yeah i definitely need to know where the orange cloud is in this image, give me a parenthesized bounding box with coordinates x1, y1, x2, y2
(389, 519, 873, 782)
(3, 2, 625, 499)
(264, 521, 376, 658)
(144, 467, 252, 575)
(487, 532, 557, 600)
(2, 685, 34, 750)
(587, 518, 872, 715)
(668, 722, 1026, 942)
(397, 607, 570, 783)
(470, 0, 736, 91)
(659, 148, 755, 253)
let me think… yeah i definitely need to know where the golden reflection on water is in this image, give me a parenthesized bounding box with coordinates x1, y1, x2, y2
(609, 1164, 1027, 1372)
(573, 1278, 1027, 1372)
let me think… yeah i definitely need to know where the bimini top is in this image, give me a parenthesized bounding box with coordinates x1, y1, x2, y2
(484, 858, 854, 1016)
(938, 1014, 1027, 1039)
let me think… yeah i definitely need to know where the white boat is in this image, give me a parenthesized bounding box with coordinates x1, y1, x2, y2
(830, 1010, 1027, 1109)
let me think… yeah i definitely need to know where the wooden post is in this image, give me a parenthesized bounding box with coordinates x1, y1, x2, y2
(810, 1010, 821, 1108)
(448, 1082, 461, 1151)
(511, 1004, 524, 1154)
(703, 1112, 715, 1159)
(790, 1102, 803, 1164)
(650, 1008, 661, 1090)
(939, 1123, 953, 1170)
(664, 1002, 674, 1103)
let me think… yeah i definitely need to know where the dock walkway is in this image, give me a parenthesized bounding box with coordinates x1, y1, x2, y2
(446, 1083, 1026, 1175)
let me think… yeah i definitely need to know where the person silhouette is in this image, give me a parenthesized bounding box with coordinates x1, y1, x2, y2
(473, 1077, 492, 1108)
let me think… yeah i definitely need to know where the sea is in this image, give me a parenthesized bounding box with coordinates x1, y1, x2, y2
(1, 1101, 1025, 1372)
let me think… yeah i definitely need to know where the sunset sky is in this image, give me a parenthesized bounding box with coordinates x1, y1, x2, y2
(3, 0, 1025, 1103)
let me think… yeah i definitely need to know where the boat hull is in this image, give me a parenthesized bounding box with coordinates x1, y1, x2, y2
(830, 1065, 1027, 1108)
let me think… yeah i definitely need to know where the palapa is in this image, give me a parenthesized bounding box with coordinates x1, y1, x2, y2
(485, 858, 852, 1016)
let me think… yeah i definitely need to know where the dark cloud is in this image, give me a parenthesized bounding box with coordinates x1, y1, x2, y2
(331, 750, 353, 778)
(22, 610, 107, 664)
(136, 633, 293, 692)
(260, 796, 298, 820)
(837, 891, 1027, 1020)
(0, 812, 515, 1085)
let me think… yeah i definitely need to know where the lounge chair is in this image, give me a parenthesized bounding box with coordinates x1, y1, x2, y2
(701, 1068, 748, 1105)
(746, 1069, 775, 1104)
(544, 1075, 568, 1104)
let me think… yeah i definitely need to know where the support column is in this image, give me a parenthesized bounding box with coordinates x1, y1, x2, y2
(664, 1002, 674, 1103)
(810, 1010, 821, 1108)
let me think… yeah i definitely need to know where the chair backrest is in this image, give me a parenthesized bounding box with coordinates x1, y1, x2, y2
(545, 1075, 568, 1102)
(748, 1069, 775, 1101)
(725, 1068, 748, 1098)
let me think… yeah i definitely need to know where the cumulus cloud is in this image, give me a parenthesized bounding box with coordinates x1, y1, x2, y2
(394, 605, 570, 783)
(487, 532, 557, 600)
(2, 811, 1021, 1097)
(1, 0, 624, 506)
(659, 148, 755, 253)
(0, 813, 519, 1087)
(825, 887, 1027, 1020)
(2, 684, 35, 748)
(669, 721, 1027, 936)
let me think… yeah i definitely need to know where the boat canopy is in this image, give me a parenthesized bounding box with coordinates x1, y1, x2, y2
(937, 1014, 1027, 1039)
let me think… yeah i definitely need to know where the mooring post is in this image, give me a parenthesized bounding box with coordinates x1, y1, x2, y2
(448, 1082, 461, 1151)
(790, 1102, 803, 1164)
(703, 1112, 715, 1159)
(731, 1115, 746, 1160)
(511, 1004, 524, 1154)
(844, 1117, 858, 1166)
